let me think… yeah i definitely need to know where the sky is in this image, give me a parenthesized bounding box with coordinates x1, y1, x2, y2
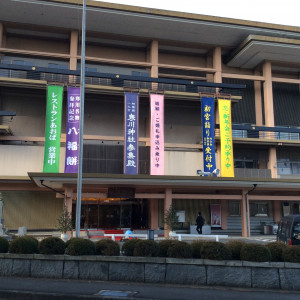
(95, 0, 300, 27)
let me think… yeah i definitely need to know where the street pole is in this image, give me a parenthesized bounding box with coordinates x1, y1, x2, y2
(75, 0, 86, 238)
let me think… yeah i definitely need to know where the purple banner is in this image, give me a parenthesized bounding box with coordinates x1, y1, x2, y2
(124, 92, 139, 175)
(64, 87, 80, 173)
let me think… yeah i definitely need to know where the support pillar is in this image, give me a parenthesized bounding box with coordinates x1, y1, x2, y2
(0, 23, 3, 49)
(148, 40, 158, 90)
(268, 147, 278, 178)
(241, 189, 250, 237)
(262, 61, 274, 127)
(64, 187, 73, 215)
(221, 199, 228, 230)
(164, 188, 172, 238)
(69, 30, 79, 84)
(254, 70, 263, 126)
(149, 198, 159, 230)
(273, 200, 282, 224)
(213, 47, 222, 173)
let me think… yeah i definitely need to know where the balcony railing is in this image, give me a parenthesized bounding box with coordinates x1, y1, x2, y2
(0, 62, 245, 95)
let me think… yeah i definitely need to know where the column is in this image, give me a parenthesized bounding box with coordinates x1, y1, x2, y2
(221, 199, 228, 230)
(268, 147, 278, 178)
(69, 30, 78, 84)
(0, 23, 3, 49)
(148, 40, 158, 78)
(241, 189, 250, 237)
(64, 187, 73, 215)
(254, 70, 263, 126)
(273, 200, 281, 224)
(213, 47, 222, 173)
(164, 188, 172, 238)
(149, 198, 159, 229)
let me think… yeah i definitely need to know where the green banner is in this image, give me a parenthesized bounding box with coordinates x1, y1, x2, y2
(43, 85, 63, 173)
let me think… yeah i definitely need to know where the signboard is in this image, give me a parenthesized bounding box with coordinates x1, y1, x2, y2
(65, 87, 80, 173)
(124, 92, 139, 175)
(176, 210, 185, 222)
(43, 85, 63, 173)
(218, 99, 234, 177)
(201, 96, 216, 174)
(150, 94, 164, 175)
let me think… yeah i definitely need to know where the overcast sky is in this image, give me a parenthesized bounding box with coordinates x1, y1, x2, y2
(96, 0, 300, 27)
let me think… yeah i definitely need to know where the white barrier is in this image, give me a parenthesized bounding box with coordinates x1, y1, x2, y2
(169, 233, 228, 242)
(104, 233, 158, 241)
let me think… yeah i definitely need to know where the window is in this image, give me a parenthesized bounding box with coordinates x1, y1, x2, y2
(228, 201, 241, 216)
(250, 202, 269, 217)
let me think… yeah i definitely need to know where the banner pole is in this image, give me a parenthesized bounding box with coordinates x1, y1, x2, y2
(75, 0, 86, 238)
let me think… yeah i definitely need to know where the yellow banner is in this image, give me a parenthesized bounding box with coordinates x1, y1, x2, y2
(218, 99, 234, 177)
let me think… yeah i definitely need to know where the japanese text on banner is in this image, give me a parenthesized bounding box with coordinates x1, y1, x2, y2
(65, 87, 80, 173)
(124, 93, 139, 175)
(43, 85, 63, 173)
(218, 99, 234, 177)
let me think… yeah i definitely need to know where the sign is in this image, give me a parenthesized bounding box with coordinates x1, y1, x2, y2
(218, 99, 234, 177)
(65, 87, 80, 173)
(201, 96, 216, 174)
(210, 204, 221, 227)
(124, 92, 139, 174)
(43, 85, 63, 173)
(150, 94, 164, 175)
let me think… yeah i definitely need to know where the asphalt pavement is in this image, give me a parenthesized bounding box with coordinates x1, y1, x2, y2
(0, 277, 300, 300)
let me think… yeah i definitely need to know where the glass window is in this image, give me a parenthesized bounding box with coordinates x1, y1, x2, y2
(228, 201, 241, 216)
(250, 203, 269, 217)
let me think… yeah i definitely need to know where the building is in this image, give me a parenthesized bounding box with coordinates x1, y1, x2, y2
(1, 0, 300, 237)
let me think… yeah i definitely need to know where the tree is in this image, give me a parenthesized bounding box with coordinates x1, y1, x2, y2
(164, 203, 179, 231)
(56, 203, 73, 234)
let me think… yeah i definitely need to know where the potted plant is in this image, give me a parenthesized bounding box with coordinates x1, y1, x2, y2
(56, 203, 73, 242)
(164, 203, 179, 237)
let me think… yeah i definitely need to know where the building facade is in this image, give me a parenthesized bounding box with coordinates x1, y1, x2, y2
(1, 0, 300, 236)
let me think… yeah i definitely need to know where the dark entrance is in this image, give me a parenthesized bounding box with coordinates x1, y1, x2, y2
(72, 199, 148, 229)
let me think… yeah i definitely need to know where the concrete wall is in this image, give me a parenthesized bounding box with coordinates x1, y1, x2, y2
(0, 254, 299, 290)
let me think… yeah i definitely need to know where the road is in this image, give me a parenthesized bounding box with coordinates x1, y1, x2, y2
(0, 277, 299, 300)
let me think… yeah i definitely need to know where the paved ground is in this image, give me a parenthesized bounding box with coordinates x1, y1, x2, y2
(0, 277, 299, 300)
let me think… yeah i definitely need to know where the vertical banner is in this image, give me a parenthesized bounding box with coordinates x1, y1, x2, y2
(124, 92, 139, 175)
(210, 204, 221, 227)
(218, 99, 234, 177)
(43, 85, 63, 173)
(150, 94, 164, 175)
(201, 96, 216, 174)
(65, 87, 80, 173)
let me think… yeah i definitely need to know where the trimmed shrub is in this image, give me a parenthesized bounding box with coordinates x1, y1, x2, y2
(266, 241, 288, 262)
(133, 240, 159, 257)
(167, 241, 192, 258)
(240, 243, 271, 262)
(283, 246, 300, 263)
(38, 237, 66, 255)
(226, 240, 247, 260)
(66, 238, 95, 256)
(95, 239, 120, 256)
(121, 239, 140, 256)
(0, 237, 9, 253)
(200, 241, 232, 260)
(158, 239, 176, 257)
(9, 236, 39, 254)
(191, 240, 208, 259)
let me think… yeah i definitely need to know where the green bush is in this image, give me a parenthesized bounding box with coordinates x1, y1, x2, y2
(9, 236, 39, 254)
(133, 240, 159, 257)
(0, 237, 9, 253)
(266, 241, 288, 262)
(121, 239, 140, 256)
(283, 246, 300, 263)
(158, 240, 176, 257)
(38, 237, 66, 255)
(191, 240, 208, 259)
(167, 241, 192, 258)
(200, 241, 232, 260)
(226, 240, 247, 260)
(240, 243, 271, 262)
(95, 239, 120, 256)
(66, 238, 95, 256)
